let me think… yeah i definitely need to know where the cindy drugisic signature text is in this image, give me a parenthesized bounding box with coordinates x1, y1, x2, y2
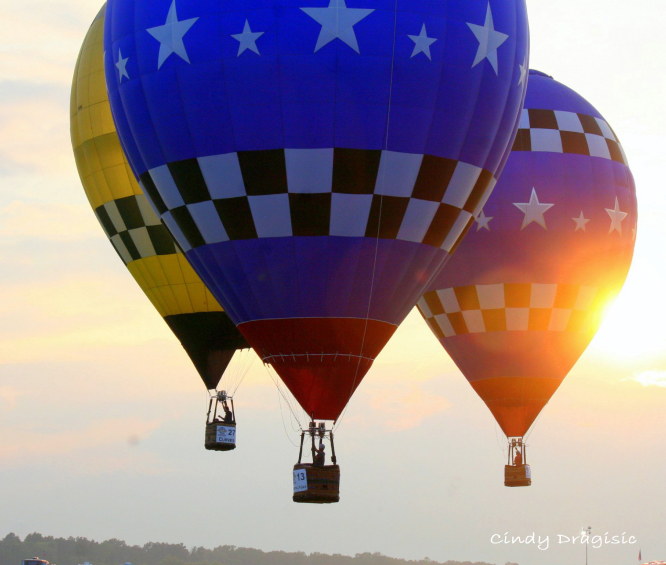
(490, 532, 637, 551)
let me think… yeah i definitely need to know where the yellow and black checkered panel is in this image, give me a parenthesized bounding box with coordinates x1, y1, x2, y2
(95, 193, 176, 263)
(70, 4, 224, 319)
(417, 283, 605, 338)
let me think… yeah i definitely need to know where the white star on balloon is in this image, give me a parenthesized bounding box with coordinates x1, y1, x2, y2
(408, 23, 437, 60)
(300, 0, 374, 53)
(147, 0, 199, 69)
(572, 211, 590, 232)
(605, 197, 628, 235)
(116, 49, 130, 82)
(475, 209, 493, 231)
(467, 3, 508, 75)
(513, 188, 554, 230)
(232, 20, 265, 56)
(518, 54, 527, 87)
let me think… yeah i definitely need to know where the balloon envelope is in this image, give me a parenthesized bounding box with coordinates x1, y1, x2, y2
(71, 5, 248, 391)
(418, 70, 637, 437)
(103, 0, 529, 419)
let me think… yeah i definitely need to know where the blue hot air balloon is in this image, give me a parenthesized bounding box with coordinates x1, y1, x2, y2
(103, 0, 528, 440)
(418, 70, 637, 486)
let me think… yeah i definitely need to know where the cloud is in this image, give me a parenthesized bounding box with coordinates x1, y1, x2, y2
(369, 385, 451, 431)
(0, 2, 100, 86)
(0, 416, 166, 474)
(625, 370, 666, 388)
(0, 386, 26, 409)
(0, 2, 104, 176)
(0, 83, 72, 176)
(0, 273, 172, 364)
(343, 382, 451, 431)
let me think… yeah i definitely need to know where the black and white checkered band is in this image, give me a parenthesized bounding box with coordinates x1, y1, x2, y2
(512, 109, 627, 165)
(137, 148, 496, 253)
(418, 283, 600, 337)
(94, 193, 177, 264)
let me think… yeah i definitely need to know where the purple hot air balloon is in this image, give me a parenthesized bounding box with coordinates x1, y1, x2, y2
(418, 70, 637, 486)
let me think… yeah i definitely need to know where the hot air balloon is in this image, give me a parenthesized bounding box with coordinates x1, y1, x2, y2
(418, 70, 637, 486)
(103, 0, 529, 502)
(71, 4, 251, 452)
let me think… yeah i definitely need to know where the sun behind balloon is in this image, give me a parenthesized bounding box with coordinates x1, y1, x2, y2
(418, 69, 637, 485)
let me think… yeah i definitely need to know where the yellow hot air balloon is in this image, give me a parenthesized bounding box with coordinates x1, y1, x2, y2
(70, 4, 250, 451)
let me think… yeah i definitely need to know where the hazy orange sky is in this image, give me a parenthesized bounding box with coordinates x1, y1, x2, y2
(0, 0, 665, 564)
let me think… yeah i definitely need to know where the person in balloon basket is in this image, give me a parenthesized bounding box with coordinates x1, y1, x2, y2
(217, 401, 234, 424)
(314, 442, 326, 467)
(514, 449, 523, 467)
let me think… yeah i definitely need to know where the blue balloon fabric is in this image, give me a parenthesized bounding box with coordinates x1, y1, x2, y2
(418, 70, 637, 437)
(104, 0, 529, 420)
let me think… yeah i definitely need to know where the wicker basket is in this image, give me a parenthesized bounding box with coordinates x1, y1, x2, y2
(293, 464, 340, 503)
(505, 464, 531, 487)
(204, 422, 236, 451)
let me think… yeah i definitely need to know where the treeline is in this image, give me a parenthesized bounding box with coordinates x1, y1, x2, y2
(0, 533, 512, 565)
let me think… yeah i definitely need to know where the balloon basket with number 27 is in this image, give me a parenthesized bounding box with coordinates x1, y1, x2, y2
(204, 422, 236, 451)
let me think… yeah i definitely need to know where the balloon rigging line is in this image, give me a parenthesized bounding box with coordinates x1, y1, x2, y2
(231, 352, 244, 392)
(334, 0, 400, 433)
(276, 374, 302, 427)
(265, 362, 294, 416)
(281, 370, 306, 428)
(272, 364, 306, 435)
(269, 360, 302, 433)
(235, 352, 255, 393)
(275, 382, 300, 448)
(226, 352, 239, 393)
(289, 402, 303, 433)
(264, 362, 304, 431)
(234, 349, 253, 392)
(494, 421, 506, 455)
(276, 385, 300, 447)
(230, 349, 255, 395)
(524, 398, 549, 442)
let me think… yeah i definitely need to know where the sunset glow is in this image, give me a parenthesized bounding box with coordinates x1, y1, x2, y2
(1, 0, 665, 564)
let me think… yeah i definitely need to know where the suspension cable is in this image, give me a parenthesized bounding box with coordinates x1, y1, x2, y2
(494, 421, 506, 455)
(275, 384, 300, 448)
(231, 348, 255, 395)
(263, 362, 304, 431)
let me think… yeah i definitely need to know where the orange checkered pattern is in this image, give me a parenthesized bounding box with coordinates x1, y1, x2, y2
(417, 283, 603, 338)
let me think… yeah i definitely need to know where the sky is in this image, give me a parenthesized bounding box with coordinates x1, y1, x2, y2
(1, 0, 665, 564)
